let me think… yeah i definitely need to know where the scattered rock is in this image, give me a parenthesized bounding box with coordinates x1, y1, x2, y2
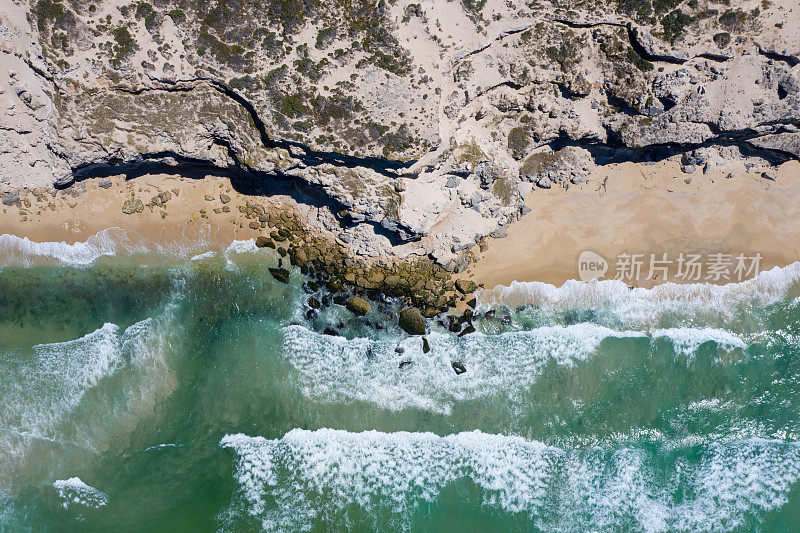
(255, 236, 272, 248)
(467, 298, 477, 308)
(761, 171, 776, 181)
(395, 345, 405, 354)
(422, 337, 430, 354)
(451, 361, 467, 375)
(98, 179, 112, 189)
(121, 198, 143, 214)
(422, 307, 439, 319)
(399, 307, 426, 335)
(458, 323, 476, 337)
(684, 177, 692, 184)
(322, 327, 341, 336)
(345, 296, 371, 316)
(220, 194, 231, 204)
(249, 221, 261, 230)
(455, 279, 477, 294)
(308, 297, 320, 309)
(1, 192, 20, 206)
(399, 360, 413, 369)
(204, 194, 214, 201)
(268, 267, 290, 283)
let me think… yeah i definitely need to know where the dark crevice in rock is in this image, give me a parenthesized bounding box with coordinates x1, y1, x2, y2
(21, 57, 59, 87)
(200, 77, 416, 177)
(554, 82, 588, 100)
(625, 27, 687, 65)
(550, 19, 687, 65)
(549, 123, 794, 166)
(657, 96, 677, 112)
(456, 24, 535, 60)
(696, 52, 731, 62)
(757, 48, 800, 67)
(478, 80, 525, 96)
(67, 153, 412, 246)
(127, 75, 415, 177)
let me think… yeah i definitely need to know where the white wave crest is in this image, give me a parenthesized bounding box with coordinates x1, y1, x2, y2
(53, 477, 108, 509)
(652, 327, 747, 359)
(220, 429, 800, 532)
(477, 263, 800, 324)
(0, 228, 129, 266)
(0, 316, 177, 492)
(282, 324, 645, 415)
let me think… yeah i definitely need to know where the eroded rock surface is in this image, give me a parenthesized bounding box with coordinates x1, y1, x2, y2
(1, 0, 799, 265)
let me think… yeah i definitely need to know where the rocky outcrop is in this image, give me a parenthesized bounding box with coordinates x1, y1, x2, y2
(2, 0, 799, 267)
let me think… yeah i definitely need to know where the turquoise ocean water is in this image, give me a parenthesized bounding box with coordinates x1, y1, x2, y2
(2, 229, 800, 531)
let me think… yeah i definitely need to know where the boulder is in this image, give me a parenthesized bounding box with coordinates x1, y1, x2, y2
(455, 279, 478, 294)
(269, 267, 290, 283)
(1, 192, 20, 206)
(345, 296, 371, 316)
(451, 361, 467, 375)
(122, 198, 144, 214)
(255, 236, 272, 248)
(422, 336, 430, 354)
(399, 307, 426, 335)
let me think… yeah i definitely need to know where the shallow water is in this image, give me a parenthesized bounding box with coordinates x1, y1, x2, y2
(2, 238, 800, 531)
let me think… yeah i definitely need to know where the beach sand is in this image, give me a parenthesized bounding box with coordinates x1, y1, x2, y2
(469, 160, 800, 289)
(0, 173, 296, 250)
(3, 160, 800, 293)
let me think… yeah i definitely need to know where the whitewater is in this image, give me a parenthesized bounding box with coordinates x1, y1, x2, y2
(2, 231, 800, 531)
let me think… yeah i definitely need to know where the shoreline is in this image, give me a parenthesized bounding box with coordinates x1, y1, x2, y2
(3, 159, 800, 297)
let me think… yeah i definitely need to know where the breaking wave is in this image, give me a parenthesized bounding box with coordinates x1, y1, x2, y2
(477, 263, 800, 326)
(220, 429, 800, 532)
(0, 228, 129, 266)
(282, 324, 747, 415)
(53, 477, 108, 509)
(0, 315, 177, 494)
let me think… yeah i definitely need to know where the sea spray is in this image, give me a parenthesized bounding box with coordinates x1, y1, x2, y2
(476, 263, 800, 327)
(52, 478, 108, 509)
(221, 429, 800, 532)
(281, 324, 750, 415)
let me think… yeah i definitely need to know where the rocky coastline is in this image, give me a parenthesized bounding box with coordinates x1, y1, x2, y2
(2, 0, 800, 334)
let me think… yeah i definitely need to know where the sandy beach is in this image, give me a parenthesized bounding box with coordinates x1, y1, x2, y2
(470, 159, 800, 289)
(0, 173, 294, 252)
(4, 160, 800, 293)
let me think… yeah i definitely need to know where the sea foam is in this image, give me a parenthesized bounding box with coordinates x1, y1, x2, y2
(477, 262, 800, 325)
(0, 315, 176, 492)
(282, 324, 748, 415)
(283, 323, 644, 415)
(220, 429, 800, 532)
(53, 477, 108, 509)
(0, 228, 129, 266)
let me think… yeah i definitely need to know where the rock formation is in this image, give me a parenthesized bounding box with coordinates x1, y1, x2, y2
(1, 0, 798, 268)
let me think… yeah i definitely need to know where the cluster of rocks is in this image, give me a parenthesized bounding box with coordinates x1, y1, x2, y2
(252, 202, 484, 343)
(520, 147, 597, 190)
